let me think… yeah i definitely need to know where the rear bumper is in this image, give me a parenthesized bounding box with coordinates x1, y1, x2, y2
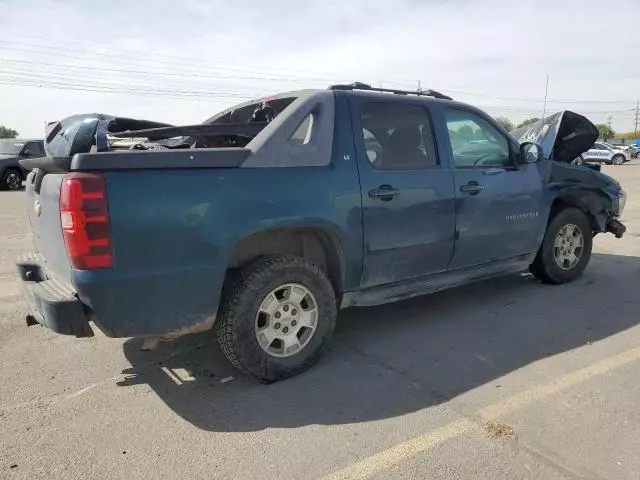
(16, 253, 94, 337)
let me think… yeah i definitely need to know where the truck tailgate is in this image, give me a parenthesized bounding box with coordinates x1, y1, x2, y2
(25, 170, 72, 282)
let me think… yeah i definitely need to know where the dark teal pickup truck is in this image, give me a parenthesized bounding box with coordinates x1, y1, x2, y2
(16, 83, 626, 381)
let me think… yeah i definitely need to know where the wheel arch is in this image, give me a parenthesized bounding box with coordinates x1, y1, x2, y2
(226, 224, 346, 300)
(549, 193, 604, 232)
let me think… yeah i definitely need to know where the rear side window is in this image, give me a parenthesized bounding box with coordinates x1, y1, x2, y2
(289, 113, 315, 146)
(360, 103, 438, 170)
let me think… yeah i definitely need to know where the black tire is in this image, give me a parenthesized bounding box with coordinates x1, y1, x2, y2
(215, 255, 337, 382)
(0, 168, 23, 191)
(530, 207, 593, 284)
(612, 154, 625, 165)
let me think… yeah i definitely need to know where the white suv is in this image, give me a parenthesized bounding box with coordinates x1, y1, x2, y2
(579, 142, 630, 165)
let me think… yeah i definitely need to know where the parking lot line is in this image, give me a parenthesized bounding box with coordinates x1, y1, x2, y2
(324, 345, 640, 480)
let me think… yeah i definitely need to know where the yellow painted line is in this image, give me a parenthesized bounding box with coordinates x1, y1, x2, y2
(324, 346, 640, 480)
(161, 366, 184, 385)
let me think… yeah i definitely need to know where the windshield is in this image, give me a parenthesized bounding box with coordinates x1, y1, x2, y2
(0, 140, 24, 155)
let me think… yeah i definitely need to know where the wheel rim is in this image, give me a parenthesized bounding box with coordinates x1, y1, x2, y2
(255, 283, 318, 358)
(553, 223, 584, 270)
(6, 172, 20, 190)
(614, 156, 623, 165)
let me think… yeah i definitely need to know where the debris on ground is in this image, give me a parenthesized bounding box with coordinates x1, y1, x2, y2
(219, 376, 234, 384)
(486, 422, 517, 440)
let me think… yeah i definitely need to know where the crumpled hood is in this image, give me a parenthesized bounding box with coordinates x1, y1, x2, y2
(510, 111, 598, 163)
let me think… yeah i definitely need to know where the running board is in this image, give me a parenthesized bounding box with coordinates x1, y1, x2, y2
(342, 254, 535, 308)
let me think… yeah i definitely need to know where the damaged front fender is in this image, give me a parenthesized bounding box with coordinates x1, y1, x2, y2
(541, 160, 625, 235)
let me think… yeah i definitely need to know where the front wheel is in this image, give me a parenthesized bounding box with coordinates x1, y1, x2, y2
(612, 154, 625, 165)
(571, 156, 584, 165)
(530, 208, 593, 284)
(216, 255, 337, 382)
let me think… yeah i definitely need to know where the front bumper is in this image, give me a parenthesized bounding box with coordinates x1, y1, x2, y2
(606, 218, 626, 238)
(15, 253, 94, 337)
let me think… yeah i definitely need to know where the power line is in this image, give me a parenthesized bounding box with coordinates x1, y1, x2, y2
(0, 58, 321, 84)
(2, 36, 639, 106)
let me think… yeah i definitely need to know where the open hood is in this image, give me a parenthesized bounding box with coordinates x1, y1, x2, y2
(510, 111, 598, 163)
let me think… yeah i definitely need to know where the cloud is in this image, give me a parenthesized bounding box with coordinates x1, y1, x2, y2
(1, 0, 639, 136)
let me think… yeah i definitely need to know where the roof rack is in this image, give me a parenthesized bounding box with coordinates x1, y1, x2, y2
(328, 82, 453, 100)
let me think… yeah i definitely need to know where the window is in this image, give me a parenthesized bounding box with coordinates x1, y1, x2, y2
(24, 141, 45, 156)
(445, 110, 511, 168)
(360, 103, 437, 170)
(289, 113, 314, 146)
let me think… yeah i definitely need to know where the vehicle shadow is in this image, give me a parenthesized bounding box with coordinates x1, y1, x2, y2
(118, 253, 639, 432)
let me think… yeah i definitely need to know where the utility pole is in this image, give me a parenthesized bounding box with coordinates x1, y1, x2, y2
(541, 74, 549, 120)
(634, 100, 639, 138)
(417, 80, 424, 93)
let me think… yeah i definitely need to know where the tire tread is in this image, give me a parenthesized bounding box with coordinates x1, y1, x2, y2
(215, 255, 336, 381)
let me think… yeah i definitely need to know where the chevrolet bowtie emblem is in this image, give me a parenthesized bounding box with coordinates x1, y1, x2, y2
(34, 201, 42, 217)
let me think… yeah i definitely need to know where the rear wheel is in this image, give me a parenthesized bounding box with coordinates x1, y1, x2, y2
(612, 154, 625, 165)
(216, 255, 337, 382)
(530, 208, 593, 284)
(1, 169, 23, 191)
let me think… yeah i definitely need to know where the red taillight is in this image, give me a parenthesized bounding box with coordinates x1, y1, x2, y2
(60, 172, 113, 269)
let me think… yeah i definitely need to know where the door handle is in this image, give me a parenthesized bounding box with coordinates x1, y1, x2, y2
(459, 182, 486, 195)
(368, 185, 400, 201)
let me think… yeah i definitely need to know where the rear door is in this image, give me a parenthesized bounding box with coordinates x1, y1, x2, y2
(350, 97, 456, 287)
(441, 108, 545, 268)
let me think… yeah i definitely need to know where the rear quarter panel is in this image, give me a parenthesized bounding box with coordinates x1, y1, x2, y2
(76, 161, 362, 337)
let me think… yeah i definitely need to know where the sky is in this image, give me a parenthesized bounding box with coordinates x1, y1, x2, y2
(1, 0, 639, 137)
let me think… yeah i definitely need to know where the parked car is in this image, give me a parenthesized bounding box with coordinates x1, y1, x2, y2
(15, 83, 626, 382)
(626, 144, 640, 159)
(0, 139, 45, 190)
(579, 141, 630, 165)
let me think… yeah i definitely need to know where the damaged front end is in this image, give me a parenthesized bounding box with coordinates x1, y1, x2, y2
(511, 111, 626, 239)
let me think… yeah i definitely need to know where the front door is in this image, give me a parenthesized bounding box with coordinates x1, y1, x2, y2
(443, 108, 545, 268)
(351, 98, 456, 287)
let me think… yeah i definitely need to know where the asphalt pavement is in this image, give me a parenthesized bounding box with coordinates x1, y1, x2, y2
(1, 164, 640, 479)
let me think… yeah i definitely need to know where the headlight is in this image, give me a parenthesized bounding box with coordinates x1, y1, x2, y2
(617, 188, 627, 215)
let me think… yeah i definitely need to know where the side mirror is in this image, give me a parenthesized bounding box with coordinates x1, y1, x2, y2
(519, 142, 544, 164)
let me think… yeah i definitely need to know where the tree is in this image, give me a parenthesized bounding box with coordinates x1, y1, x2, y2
(516, 117, 540, 129)
(596, 123, 615, 141)
(495, 116, 514, 131)
(0, 126, 18, 139)
(614, 131, 640, 140)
